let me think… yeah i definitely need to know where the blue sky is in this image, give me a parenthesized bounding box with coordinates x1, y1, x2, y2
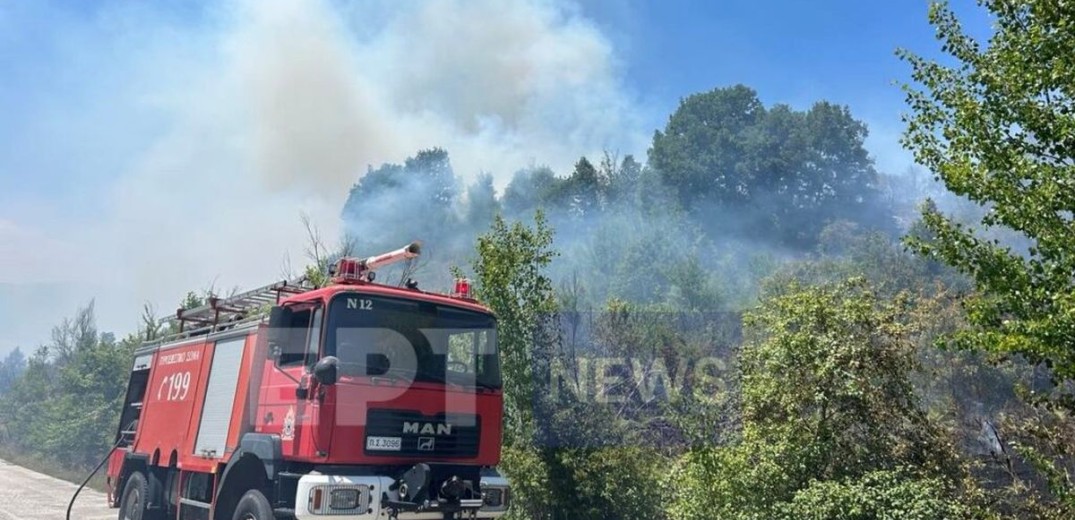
(579, 0, 990, 170)
(590, 1, 952, 107)
(0, 0, 991, 350)
(0, 0, 990, 215)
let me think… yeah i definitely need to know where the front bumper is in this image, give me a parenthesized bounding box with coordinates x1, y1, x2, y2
(294, 472, 509, 519)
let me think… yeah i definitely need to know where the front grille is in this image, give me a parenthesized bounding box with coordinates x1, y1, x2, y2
(365, 409, 481, 458)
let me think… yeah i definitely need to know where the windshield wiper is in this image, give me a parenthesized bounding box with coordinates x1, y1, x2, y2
(369, 367, 414, 385)
(419, 370, 484, 390)
(416, 370, 458, 387)
(417, 370, 501, 391)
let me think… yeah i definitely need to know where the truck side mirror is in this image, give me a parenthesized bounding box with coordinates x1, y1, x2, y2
(267, 306, 294, 359)
(367, 353, 390, 376)
(313, 356, 339, 386)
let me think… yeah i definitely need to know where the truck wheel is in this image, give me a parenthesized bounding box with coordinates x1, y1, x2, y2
(232, 489, 273, 520)
(117, 472, 149, 520)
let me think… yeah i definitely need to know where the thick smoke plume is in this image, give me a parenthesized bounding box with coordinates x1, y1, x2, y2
(238, 0, 642, 195)
(0, 0, 644, 350)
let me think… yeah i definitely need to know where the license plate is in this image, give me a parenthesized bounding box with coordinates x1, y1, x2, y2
(366, 436, 401, 451)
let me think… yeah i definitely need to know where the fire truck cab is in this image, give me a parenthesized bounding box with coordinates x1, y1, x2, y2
(105, 243, 510, 520)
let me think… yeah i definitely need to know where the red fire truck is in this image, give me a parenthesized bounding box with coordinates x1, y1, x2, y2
(105, 243, 510, 520)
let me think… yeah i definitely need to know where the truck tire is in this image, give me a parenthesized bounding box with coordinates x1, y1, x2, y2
(117, 472, 149, 520)
(232, 489, 273, 520)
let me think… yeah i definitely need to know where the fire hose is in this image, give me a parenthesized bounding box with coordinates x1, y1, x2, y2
(66, 420, 135, 520)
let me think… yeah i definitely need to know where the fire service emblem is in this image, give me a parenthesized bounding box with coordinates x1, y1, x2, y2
(417, 437, 435, 451)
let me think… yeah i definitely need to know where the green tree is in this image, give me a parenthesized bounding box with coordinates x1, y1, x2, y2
(0, 348, 26, 395)
(464, 172, 500, 229)
(471, 211, 558, 440)
(900, 2, 1075, 513)
(669, 279, 966, 519)
(470, 212, 560, 519)
(502, 166, 563, 216)
(565, 157, 601, 218)
(43, 331, 135, 468)
(778, 469, 969, 520)
(900, 0, 1075, 384)
(741, 280, 953, 480)
(765, 220, 967, 300)
(472, 213, 673, 520)
(600, 153, 642, 207)
(649, 85, 888, 248)
(341, 148, 459, 252)
(0, 303, 135, 468)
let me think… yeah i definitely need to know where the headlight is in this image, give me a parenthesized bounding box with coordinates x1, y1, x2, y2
(329, 488, 360, 510)
(484, 488, 503, 507)
(308, 484, 370, 515)
(481, 470, 510, 513)
(482, 486, 509, 511)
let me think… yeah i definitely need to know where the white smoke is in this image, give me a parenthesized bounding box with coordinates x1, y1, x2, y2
(0, 0, 645, 347)
(237, 0, 641, 194)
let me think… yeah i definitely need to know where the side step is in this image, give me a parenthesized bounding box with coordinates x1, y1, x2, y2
(178, 497, 211, 520)
(178, 498, 210, 509)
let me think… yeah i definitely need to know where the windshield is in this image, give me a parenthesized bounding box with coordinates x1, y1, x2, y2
(324, 294, 501, 389)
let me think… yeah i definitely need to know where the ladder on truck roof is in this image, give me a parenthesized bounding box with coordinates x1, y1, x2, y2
(143, 243, 421, 348)
(146, 278, 311, 347)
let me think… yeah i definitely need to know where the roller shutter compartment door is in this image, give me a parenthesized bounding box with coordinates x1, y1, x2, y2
(194, 337, 246, 458)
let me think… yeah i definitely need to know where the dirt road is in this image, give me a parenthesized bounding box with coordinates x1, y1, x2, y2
(0, 460, 113, 520)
